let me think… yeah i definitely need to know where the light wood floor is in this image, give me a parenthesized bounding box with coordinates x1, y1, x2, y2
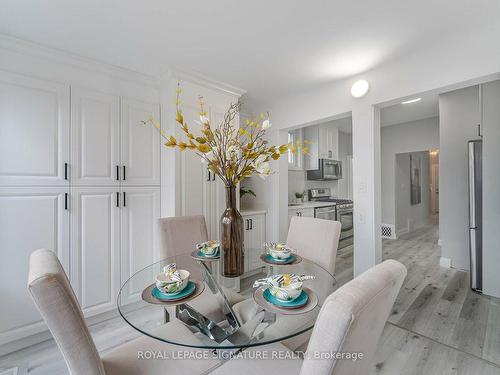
(1, 224, 500, 374)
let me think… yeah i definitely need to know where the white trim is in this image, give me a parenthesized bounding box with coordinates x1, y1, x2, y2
(396, 227, 409, 237)
(0, 33, 159, 88)
(440, 256, 452, 268)
(168, 68, 246, 97)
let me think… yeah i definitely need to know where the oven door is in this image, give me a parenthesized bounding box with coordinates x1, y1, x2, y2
(314, 206, 336, 221)
(337, 208, 353, 240)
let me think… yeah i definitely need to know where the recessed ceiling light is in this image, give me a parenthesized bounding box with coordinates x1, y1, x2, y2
(350, 80, 369, 98)
(401, 97, 422, 104)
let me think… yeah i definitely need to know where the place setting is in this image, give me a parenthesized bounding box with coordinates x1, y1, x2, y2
(252, 273, 318, 315)
(190, 240, 221, 261)
(260, 242, 303, 265)
(141, 263, 205, 305)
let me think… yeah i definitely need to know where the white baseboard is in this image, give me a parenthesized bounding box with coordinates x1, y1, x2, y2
(439, 256, 452, 268)
(396, 227, 409, 237)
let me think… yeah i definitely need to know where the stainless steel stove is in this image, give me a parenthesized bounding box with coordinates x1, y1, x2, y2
(308, 188, 353, 244)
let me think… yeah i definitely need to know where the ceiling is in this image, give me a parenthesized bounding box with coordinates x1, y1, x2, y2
(0, 1, 498, 102)
(381, 95, 439, 127)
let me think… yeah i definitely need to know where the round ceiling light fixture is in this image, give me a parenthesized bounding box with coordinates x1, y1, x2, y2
(350, 79, 369, 98)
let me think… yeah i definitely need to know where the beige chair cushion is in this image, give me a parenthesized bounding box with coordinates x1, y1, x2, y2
(300, 259, 407, 375)
(102, 321, 221, 375)
(158, 215, 209, 259)
(28, 248, 106, 375)
(287, 216, 341, 276)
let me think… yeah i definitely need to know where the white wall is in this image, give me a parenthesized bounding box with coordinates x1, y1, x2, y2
(395, 151, 431, 234)
(439, 86, 480, 271)
(482, 80, 500, 297)
(380, 117, 439, 230)
(249, 27, 500, 276)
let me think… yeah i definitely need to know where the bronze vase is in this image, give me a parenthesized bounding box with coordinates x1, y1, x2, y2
(220, 185, 244, 277)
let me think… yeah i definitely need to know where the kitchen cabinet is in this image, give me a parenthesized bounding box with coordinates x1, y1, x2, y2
(0, 187, 70, 344)
(242, 212, 266, 272)
(304, 123, 338, 170)
(71, 87, 121, 186)
(0, 68, 161, 349)
(0, 71, 70, 186)
(288, 207, 315, 228)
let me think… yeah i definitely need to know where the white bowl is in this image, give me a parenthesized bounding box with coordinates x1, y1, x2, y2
(155, 269, 190, 294)
(269, 281, 303, 302)
(267, 245, 293, 260)
(197, 240, 220, 256)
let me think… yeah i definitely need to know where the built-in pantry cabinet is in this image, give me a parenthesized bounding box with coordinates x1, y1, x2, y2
(0, 67, 161, 349)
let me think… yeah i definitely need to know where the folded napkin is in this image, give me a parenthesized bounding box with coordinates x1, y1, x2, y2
(163, 263, 182, 283)
(253, 274, 315, 288)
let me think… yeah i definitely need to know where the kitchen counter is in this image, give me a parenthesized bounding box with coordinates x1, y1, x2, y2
(240, 209, 267, 216)
(288, 201, 335, 210)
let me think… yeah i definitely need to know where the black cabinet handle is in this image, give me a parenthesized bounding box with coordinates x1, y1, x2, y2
(123, 165, 126, 181)
(207, 169, 211, 182)
(116, 165, 120, 181)
(116, 192, 120, 207)
(64, 193, 68, 210)
(64, 163, 68, 180)
(123, 191, 126, 207)
(212, 172, 216, 181)
(478, 124, 483, 138)
(249, 219, 253, 230)
(245, 219, 249, 230)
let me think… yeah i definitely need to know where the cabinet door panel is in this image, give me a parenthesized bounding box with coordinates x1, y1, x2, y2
(71, 87, 120, 185)
(121, 187, 160, 302)
(244, 214, 266, 271)
(179, 103, 209, 218)
(71, 187, 120, 317)
(0, 187, 69, 343)
(0, 71, 70, 185)
(121, 98, 160, 185)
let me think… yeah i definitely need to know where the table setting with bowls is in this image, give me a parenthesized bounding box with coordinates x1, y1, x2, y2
(190, 240, 221, 261)
(141, 263, 205, 305)
(261, 242, 303, 265)
(252, 273, 318, 315)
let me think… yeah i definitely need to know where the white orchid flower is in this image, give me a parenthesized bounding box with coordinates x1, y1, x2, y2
(200, 115, 209, 126)
(262, 119, 272, 130)
(255, 162, 272, 179)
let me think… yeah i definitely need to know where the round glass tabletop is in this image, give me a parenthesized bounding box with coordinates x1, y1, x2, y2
(117, 249, 335, 349)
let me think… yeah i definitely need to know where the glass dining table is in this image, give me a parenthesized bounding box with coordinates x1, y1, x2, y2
(117, 248, 335, 350)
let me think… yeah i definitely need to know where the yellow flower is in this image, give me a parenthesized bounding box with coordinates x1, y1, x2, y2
(197, 144, 211, 153)
(164, 136, 177, 147)
(196, 137, 207, 144)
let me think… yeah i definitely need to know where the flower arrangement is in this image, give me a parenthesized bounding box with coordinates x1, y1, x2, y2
(143, 84, 308, 186)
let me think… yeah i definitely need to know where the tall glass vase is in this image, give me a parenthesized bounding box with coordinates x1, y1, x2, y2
(220, 185, 244, 277)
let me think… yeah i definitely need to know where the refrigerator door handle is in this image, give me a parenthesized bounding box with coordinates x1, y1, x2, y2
(468, 142, 476, 229)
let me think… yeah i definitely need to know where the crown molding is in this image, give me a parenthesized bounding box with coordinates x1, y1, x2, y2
(0, 33, 159, 88)
(167, 67, 246, 98)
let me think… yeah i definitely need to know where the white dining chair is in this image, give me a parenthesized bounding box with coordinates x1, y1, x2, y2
(287, 216, 342, 277)
(158, 215, 245, 322)
(27, 248, 221, 375)
(211, 259, 407, 375)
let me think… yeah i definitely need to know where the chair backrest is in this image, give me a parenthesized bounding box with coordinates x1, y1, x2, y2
(158, 215, 209, 259)
(300, 259, 406, 375)
(27, 249, 105, 375)
(287, 216, 341, 276)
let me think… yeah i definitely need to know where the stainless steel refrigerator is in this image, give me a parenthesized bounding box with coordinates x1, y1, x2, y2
(468, 139, 482, 292)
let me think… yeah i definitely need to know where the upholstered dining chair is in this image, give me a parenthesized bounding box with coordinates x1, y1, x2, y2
(212, 260, 407, 375)
(27, 249, 220, 375)
(287, 216, 342, 277)
(157, 215, 245, 322)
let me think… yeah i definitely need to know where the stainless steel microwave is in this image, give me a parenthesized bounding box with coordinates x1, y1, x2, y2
(307, 159, 342, 180)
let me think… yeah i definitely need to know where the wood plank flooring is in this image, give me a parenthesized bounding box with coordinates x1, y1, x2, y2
(1, 224, 500, 374)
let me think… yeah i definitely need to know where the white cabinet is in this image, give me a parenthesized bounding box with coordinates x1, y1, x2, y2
(71, 87, 120, 185)
(0, 71, 70, 186)
(288, 207, 315, 228)
(0, 187, 69, 344)
(70, 187, 121, 317)
(304, 124, 338, 170)
(121, 98, 160, 186)
(243, 213, 266, 272)
(120, 187, 160, 302)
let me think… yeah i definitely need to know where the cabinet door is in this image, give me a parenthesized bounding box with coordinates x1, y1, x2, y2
(120, 187, 160, 303)
(121, 98, 160, 185)
(0, 71, 70, 186)
(244, 214, 266, 271)
(71, 87, 120, 185)
(0, 187, 69, 343)
(70, 187, 120, 317)
(301, 208, 315, 218)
